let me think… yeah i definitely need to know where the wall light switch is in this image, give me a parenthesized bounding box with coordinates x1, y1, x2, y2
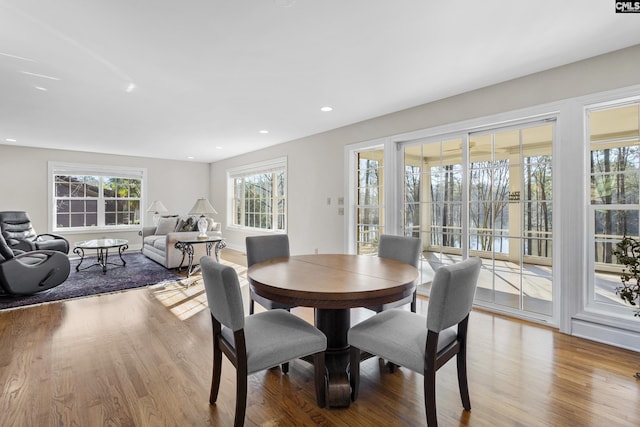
(338, 197, 344, 205)
(327, 197, 331, 205)
(338, 207, 344, 216)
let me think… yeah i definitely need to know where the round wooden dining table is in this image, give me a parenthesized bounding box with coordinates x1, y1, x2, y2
(247, 254, 419, 408)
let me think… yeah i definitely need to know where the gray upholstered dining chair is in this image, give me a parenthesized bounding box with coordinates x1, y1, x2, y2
(200, 256, 327, 427)
(348, 257, 482, 426)
(246, 234, 294, 315)
(365, 234, 422, 313)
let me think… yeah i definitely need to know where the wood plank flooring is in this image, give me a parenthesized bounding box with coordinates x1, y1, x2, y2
(1, 249, 639, 426)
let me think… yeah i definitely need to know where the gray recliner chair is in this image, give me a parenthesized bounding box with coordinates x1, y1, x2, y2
(0, 211, 70, 254)
(0, 232, 70, 295)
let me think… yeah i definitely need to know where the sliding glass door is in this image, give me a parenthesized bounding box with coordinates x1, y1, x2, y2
(402, 120, 554, 319)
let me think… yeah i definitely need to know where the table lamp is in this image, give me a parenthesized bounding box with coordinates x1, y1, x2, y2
(188, 197, 218, 239)
(147, 200, 168, 225)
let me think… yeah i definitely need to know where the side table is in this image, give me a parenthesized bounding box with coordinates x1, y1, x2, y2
(174, 237, 226, 277)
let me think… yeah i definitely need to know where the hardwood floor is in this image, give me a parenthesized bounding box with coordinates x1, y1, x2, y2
(1, 249, 639, 426)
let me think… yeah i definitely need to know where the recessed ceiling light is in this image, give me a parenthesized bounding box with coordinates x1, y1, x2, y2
(259, 130, 269, 134)
(34, 86, 48, 91)
(125, 83, 136, 93)
(187, 156, 194, 160)
(320, 106, 333, 112)
(5, 138, 17, 142)
(216, 146, 223, 150)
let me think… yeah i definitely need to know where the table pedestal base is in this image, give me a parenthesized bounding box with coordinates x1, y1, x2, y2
(315, 308, 352, 408)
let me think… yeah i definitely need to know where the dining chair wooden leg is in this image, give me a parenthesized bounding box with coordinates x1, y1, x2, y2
(249, 298, 255, 315)
(210, 345, 223, 404)
(457, 350, 471, 411)
(349, 346, 360, 401)
(314, 351, 327, 408)
(210, 315, 223, 404)
(410, 291, 417, 313)
(281, 362, 289, 373)
(424, 367, 438, 427)
(235, 367, 248, 427)
(457, 321, 471, 410)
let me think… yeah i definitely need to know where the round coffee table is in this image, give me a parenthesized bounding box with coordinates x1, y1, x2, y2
(73, 239, 129, 274)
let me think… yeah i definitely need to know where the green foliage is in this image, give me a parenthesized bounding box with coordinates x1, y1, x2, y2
(613, 236, 640, 317)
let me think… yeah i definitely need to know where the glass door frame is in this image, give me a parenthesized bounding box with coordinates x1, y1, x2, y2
(397, 118, 557, 325)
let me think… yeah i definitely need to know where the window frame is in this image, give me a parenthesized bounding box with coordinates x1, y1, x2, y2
(585, 97, 640, 320)
(226, 157, 287, 233)
(355, 148, 385, 255)
(48, 162, 147, 233)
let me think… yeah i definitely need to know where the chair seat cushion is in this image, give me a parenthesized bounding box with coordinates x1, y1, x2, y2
(222, 309, 326, 374)
(348, 308, 456, 374)
(144, 235, 166, 251)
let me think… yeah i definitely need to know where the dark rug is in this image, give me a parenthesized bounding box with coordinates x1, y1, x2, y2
(0, 252, 182, 310)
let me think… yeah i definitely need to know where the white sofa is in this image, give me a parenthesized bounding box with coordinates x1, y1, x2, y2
(141, 216, 222, 269)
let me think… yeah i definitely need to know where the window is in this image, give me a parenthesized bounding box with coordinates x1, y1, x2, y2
(356, 149, 384, 254)
(49, 162, 145, 231)
(228, 157, 287, 232)
(588, 100, 640, 316)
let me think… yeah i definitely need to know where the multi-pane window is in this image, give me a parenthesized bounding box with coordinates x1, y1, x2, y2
(229, 158, 286, 232)
(49, 163, 144, 231)
(404, 139, 463, 255)
(589, 101, 640, 314)
(356, 149, 384, 255)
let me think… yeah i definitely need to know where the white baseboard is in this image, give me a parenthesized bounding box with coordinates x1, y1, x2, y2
(572, 318, 640, 352)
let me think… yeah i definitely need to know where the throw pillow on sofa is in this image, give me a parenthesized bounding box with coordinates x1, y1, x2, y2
(155, 217, 179, 235)
(176, 216, 199, 232)
(206, 217, 218, 231)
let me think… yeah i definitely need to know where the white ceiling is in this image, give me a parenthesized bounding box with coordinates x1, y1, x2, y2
(1, 0, 639, 163)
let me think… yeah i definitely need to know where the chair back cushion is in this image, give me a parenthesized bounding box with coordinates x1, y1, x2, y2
(427, 257, 481, 332)
(154, 217, 179, 235)
(0, 233, 15, 262)
(378, 234, 421, 267)
(200, 256, 245, 331)
(0, 211, 37, 243)
(245, 234, 290, 267)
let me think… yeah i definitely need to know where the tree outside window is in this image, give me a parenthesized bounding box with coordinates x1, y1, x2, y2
(230, 159, 287, 232)
(50, 163, 144, 231)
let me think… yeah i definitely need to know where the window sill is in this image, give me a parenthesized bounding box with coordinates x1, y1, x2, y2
(52, 226, 142, 235)
(226, 224, 286, 234)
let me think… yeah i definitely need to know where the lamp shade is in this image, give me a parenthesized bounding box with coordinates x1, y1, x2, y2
(147, 200, 168, 214)
(188, 198, 218, 216)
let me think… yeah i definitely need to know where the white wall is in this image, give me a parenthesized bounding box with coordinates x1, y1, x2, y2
(0, 145, 211, 251)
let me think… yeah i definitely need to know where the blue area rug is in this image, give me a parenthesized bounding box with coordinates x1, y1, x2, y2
(0, 252, 182, 310)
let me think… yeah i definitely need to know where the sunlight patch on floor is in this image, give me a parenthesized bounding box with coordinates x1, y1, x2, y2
(150, 260, 249, 320)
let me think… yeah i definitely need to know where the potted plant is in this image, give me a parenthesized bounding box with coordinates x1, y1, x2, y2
(612, 236, 640, 379)
(613, 236, 640, 317)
